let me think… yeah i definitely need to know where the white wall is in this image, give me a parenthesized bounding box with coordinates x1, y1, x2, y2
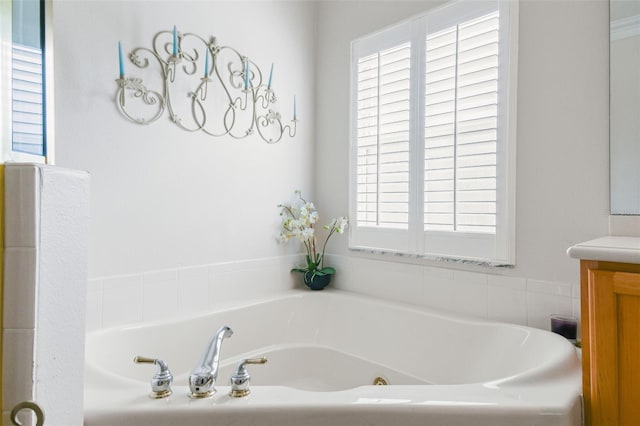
(315, 0, 610, 285)
(51, 0, 613, 331)
(52, 1, 317, 278)
(514, 0, 609, 282)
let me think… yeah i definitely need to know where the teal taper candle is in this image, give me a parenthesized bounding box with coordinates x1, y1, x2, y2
(204, 49, 209, 77)
(268, 63, 274, 89)
(244, 62, 250, 89)
(118, 41, 124, 77)
(173, 25, 177, 56)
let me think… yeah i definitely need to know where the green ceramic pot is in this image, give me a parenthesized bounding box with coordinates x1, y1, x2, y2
(303, 271, 332, 291)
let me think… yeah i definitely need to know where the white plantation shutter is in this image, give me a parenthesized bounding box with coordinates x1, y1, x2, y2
(350, 0, 517, 264)
(356, 43, 411, 230)
(424, 11, 499, 234)
(12, 43, 45, 155)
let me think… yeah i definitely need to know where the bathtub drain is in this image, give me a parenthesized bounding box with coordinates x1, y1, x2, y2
(372, 376, 389, 386)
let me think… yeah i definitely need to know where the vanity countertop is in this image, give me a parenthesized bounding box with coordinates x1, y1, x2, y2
(567, 236, 640, 264)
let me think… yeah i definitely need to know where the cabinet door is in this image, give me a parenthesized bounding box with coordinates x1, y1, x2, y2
(587, 269, 640, 426)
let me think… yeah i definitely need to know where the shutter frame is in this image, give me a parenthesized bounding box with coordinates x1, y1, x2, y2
(349, 0, 517, 265)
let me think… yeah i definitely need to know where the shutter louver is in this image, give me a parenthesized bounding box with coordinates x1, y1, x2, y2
(424, 11, 499, 234)
(12, 43, 44, 156)
(356, 42, 411, 229)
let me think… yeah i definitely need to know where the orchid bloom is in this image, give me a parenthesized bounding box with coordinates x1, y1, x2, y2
(278, 191, 349, 275)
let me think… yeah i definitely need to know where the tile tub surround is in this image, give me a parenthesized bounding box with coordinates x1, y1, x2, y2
(86, 255, 302, 330)
(88, 254, 579, 334)
(327, 255, 578, 332)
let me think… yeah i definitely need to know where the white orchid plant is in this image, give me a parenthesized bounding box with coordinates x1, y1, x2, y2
(278, 190, 348, 278)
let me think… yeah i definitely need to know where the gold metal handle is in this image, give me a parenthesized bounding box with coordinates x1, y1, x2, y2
(243, 357, 267, 365)
(134, 356, 156, 364)
(11, 401, 45, 426)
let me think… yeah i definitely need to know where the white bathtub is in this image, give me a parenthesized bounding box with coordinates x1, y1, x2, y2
(84, 289, 582, 426)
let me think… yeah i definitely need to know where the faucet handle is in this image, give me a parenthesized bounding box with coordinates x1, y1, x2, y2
(134, 355, 156, 364)
(134, 356, 173, 398)
(229, 357, 267, 398)
(241, 357, 268, 366)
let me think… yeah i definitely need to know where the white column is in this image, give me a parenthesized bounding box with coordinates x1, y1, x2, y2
(3, 163, 90, 426)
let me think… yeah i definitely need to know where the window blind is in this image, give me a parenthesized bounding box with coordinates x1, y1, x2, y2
(356, 42, 411, 229)
(424, 11, 499, 234)
(12, 43, 44, 156)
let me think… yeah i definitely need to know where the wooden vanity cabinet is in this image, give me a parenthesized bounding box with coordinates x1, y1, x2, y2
(580, 260, 640, 426)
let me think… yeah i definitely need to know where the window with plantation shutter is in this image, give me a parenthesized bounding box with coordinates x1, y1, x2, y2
(350, 0, 518, 265)
(1, 0, 49, 162)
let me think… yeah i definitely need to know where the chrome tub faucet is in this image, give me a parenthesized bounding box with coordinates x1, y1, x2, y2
(188, 325, 233, 398)
(133, 356, 173, 398)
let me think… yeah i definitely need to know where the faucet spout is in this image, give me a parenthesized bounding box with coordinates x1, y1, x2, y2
(188, 325, 233, 398)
